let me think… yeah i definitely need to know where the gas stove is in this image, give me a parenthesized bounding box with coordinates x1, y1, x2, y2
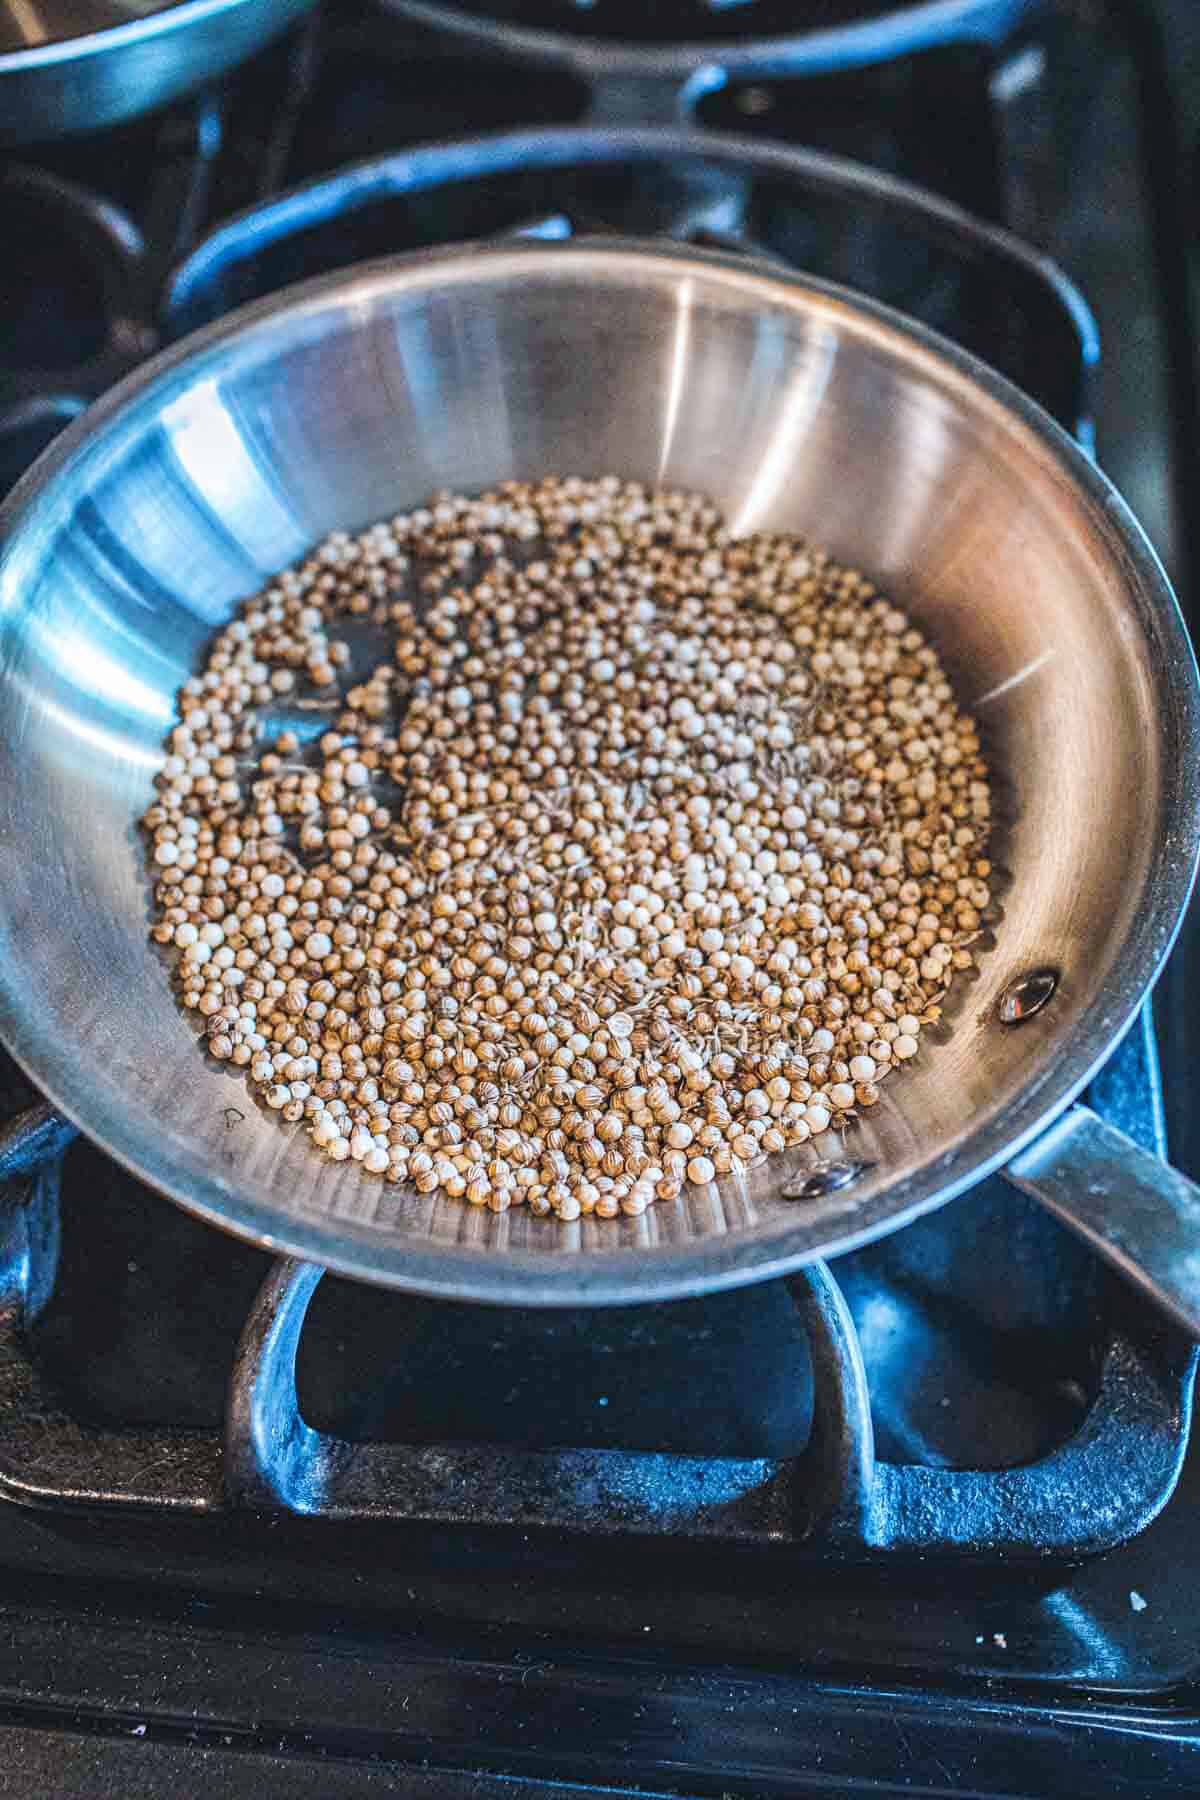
(3, 2, 1200, 1794)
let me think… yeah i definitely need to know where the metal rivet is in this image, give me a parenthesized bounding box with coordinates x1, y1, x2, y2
(997, 967, 1059, 1025)
(783, 1160, 875, 1202)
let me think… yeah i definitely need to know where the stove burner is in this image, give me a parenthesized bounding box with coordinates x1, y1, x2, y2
(696, 44, 1005, 220)
(0, 165, 155, 499)
(0, 166, 145, 378)
(284, 36, 588, 178)
(1, 188, 109, 371)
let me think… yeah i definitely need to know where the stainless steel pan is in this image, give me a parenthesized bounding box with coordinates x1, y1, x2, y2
(2, 240, 1200, 1318)
(0, 0, 315, 142)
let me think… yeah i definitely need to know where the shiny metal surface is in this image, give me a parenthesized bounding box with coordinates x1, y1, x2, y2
(0, 0, 315, 143)
(1, 240, 1198, 1306)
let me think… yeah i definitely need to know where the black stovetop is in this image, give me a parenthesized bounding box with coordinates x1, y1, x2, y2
(3, 1, 1200, 1794)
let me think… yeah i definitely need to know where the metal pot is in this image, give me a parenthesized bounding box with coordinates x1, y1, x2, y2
(0, 0, 316, 143)
(1, 240, 1198, 1316)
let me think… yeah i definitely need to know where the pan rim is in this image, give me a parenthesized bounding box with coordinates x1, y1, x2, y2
(0, 0, 290, 73)
(2, 236, 1197, 1305)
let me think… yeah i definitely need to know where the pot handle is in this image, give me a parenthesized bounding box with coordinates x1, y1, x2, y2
(1006, 1104, 1200, 1338)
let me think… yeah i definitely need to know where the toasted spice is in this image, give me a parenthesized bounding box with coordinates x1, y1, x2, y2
(143, 476, 991, 1219)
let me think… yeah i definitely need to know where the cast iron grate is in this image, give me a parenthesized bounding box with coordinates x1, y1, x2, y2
(0, 1006, 1192, 1561)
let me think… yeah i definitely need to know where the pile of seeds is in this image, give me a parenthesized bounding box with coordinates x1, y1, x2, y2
(143, 476, 992, 1221)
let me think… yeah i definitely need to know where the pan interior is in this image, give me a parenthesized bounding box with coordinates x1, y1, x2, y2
(0, 245, 1191, 1302)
